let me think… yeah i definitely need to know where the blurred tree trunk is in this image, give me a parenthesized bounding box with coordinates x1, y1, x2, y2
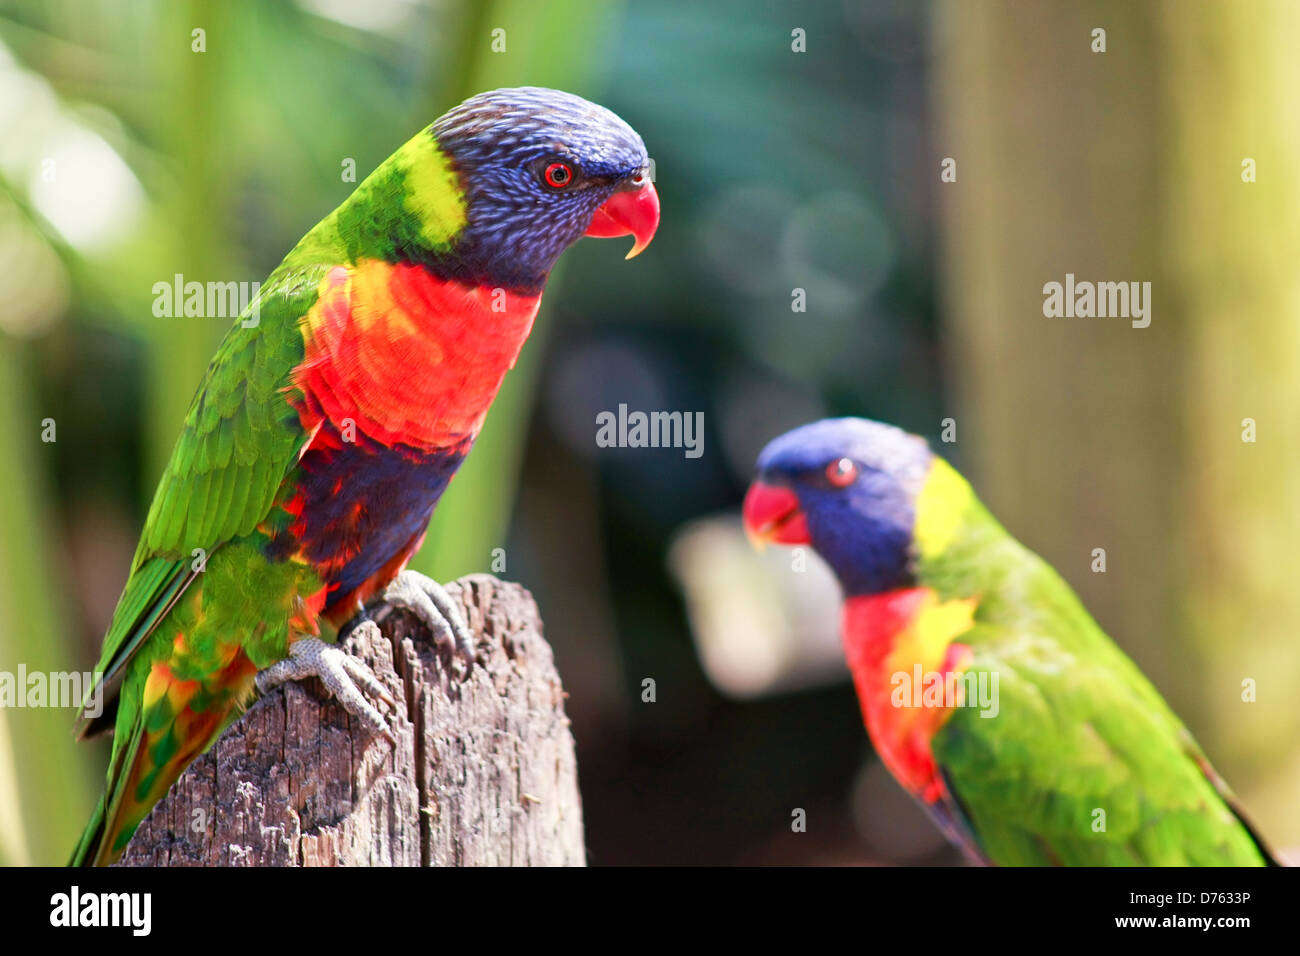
(933, 0, 1300, 844)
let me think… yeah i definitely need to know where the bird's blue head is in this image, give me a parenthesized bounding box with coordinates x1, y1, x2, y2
(431, 86, 659, 291)
(743, 418, 935, 597)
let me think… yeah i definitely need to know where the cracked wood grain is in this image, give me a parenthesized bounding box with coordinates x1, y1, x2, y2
(117, 575, 585, 866)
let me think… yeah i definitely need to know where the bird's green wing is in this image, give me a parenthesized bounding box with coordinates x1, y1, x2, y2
(76, 264, 330, 736)
(930, 556, 1272, 866)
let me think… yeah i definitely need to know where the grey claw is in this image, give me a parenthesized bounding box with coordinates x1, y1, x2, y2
(257, 634, 396, 740)
(377, 571, 477, 669)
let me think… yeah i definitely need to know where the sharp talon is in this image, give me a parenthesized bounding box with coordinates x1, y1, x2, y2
(256, 637, 396, 740)
(375, 571, 478, 671)
(343, 652, 396, 708)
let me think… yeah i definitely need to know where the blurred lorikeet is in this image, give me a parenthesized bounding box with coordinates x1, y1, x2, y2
(71, 87, 658, 866)
(743, 417, 1277, 866)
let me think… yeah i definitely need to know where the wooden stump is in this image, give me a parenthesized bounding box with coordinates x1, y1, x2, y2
(116, 575, 585, 866)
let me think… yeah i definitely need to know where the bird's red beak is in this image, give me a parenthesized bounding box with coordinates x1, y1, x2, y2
(742, 481, 810, 550)
(586, 179, 660, 259)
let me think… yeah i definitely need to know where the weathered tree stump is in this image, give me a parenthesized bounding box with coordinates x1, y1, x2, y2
(116, 575, 585, 866)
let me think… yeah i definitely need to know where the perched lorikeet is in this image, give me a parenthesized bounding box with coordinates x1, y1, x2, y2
(742, 417, 1277, 866)
(70, 87, 659, 866)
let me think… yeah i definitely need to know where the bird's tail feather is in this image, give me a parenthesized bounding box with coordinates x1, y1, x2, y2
(68, 793, 107, 867)
(67, 719, 146, 867)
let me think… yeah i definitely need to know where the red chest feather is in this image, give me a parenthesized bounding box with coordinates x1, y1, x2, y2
(842, 589, 977, 804)
(292, 261, 541, 451)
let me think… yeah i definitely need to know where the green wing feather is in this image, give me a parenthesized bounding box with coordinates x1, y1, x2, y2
(922, 502, 1274, 865)
(76, 263, 331, 737)
(138, 265, 328, 561)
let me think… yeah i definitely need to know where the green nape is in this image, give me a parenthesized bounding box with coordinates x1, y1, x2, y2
(286, 129, 468, 268)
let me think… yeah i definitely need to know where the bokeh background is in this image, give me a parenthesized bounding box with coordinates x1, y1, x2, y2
(2, 0, 1298, 865)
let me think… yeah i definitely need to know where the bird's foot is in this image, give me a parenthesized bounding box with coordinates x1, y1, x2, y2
(255, 630, 397, 741)
(371, 570, 477, 673)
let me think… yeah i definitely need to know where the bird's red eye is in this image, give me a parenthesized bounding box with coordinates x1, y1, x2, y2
(826, 457, 858, 488)
(544, 162, 574, 189)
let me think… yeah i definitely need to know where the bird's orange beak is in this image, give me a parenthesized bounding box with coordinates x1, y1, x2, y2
(742, 481, 810, 550)
(586, 179, 660, 259)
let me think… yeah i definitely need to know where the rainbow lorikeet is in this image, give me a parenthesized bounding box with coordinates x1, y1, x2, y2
(742, 417, 1278, 866)
(70, 87, 659, 866)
